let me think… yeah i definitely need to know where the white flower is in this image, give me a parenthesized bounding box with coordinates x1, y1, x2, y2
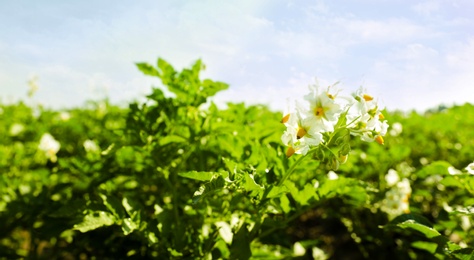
(281, 111, 324, 157)
(347, 87, 388, 145)
(396, 178, 412, 195)
(385, 169, 400, 187)
(9, 123, 25, 136)
(465, 162, 474, 175)
(281, 83, 389, 156)
(302, 82, 344, 132)
(38, 133, 60, 162)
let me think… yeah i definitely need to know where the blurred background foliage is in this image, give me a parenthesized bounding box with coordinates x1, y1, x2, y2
(0, 58, 473, 259)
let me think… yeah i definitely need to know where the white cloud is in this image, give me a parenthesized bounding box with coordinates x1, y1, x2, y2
(1, 0, 473, 113)
(411, 1, 441, 16)
(364, 38, 474, 111)
(341, 18, 434, 44)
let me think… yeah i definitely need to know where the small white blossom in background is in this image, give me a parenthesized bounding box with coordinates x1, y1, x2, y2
(389, 122, 403, 136)
(448, 166, 462, 175)
(385, 169, 400, 187)
(465, 162, 474, 175)
(281, 81, 388, 157)
(419, 157, 429, 166)
(9, 123, 25, 136)
(83, 139, 100, 154)
(59, 112, 71, 121)
(312, 246, 328, 260)
(293, 242, 306, 256)
(38, 133, 61, 162)
(460, 215, 471, 231)
(381, 177, 412, 220)
(327, 171, 339, 180)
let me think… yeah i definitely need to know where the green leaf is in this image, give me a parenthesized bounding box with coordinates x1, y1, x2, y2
(230, 225, 251, 260)
(440, 175, 464, 188)
(396, 220, 444, 240)
(74, 211, 116, 233)
(122, 218, 139, 235)
(452, 248, 474, 260)
(286, 182, 316, 206)
(159, 135, 187, 146)
(416, 161, 452, 178)
(48, 199, 85, 218)
(390, 213, 433, 227)
(193, 175, 227, 203)
(450, 205, 474, 216)
(279, 194, 291, 214)
(146, 88, 166, 101)
(201, 79, 229, 98)
(136, 63, 160, 77)
(122, 196, 142, 221)
(242, 172, 264, 192)
(179, 171, 219, 182)
(265, 185, 289, 199)
(99, 193, 125, 219)
(411, 241, 437, 254)
(157, 58, 179, 90)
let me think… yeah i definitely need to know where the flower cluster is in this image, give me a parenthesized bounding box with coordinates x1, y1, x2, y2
(281, 82, 388, 157)
(381, 169, 412, 219)
(38, 133, 61, 162)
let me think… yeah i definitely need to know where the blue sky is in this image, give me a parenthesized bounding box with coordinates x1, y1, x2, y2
(1, 0, 473, 112)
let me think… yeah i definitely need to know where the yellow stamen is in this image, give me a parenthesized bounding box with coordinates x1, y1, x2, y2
(296, 127, 307, 139)
(375, 135, 384, 145)
(379, 113, 385, 120)
(281, 114, 290, 124)
(327, 93, 335, 100)
(315, 107, 325, 117)
(286, 147, 296, 158)
(363, 94, 374, 101)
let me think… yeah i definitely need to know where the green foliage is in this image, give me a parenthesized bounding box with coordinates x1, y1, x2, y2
(0, 58, 473, 259)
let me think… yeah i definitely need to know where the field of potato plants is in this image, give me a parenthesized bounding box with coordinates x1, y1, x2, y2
(1, 58, 473, 259)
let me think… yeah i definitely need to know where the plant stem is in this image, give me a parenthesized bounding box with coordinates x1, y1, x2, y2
(278, 150, 313, 186)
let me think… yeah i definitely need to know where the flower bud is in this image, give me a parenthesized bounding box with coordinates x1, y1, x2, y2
(375, 135, 384, 145)
(339, 154, 348, 164)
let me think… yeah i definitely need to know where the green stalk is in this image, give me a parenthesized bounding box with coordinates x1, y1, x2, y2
(278, 149, 315, 186)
